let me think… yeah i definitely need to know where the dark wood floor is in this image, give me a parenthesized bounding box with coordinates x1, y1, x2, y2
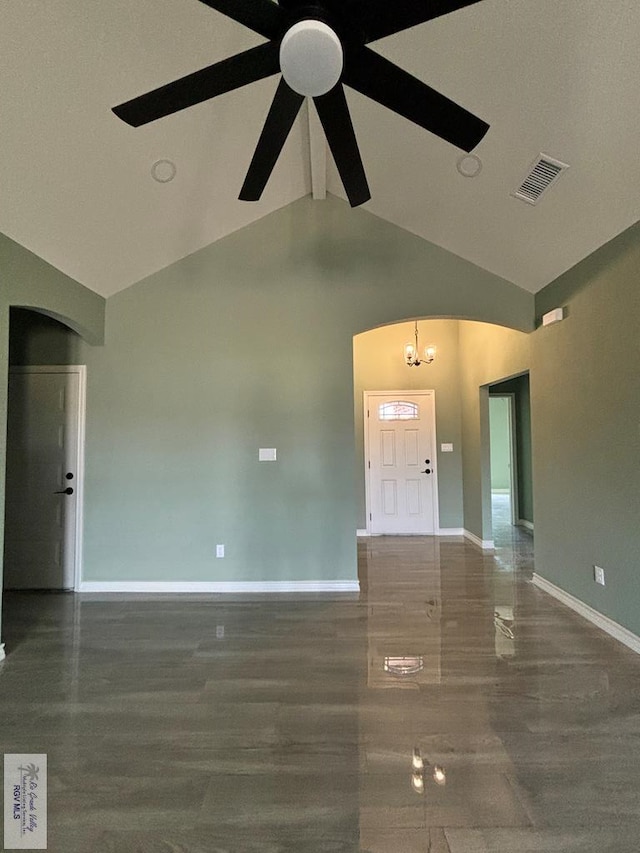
(2, 518, 640, 851)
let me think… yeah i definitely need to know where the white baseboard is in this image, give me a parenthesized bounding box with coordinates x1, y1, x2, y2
(359, 527, 465, 537)
(464, 530, 495, 550)
(518, 519, 534, 531)
(532, 573, 640, 655)
(0, 643, 5, 662)
(79, 580, 360, 594)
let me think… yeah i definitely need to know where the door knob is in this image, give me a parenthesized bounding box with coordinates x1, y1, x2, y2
(54, 487, 74, 495)
(421, 468, 431, 474)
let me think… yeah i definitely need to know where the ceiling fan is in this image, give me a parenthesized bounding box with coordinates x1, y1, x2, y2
(112, 0, 489, 207)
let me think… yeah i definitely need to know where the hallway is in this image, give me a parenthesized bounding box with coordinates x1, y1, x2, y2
(1, 531, 639, 851)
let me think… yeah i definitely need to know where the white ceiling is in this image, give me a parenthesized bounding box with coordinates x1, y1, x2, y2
(1, 0, 639, 297)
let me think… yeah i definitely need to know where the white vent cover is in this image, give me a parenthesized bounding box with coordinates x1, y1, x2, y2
(513, 154, 569, 205)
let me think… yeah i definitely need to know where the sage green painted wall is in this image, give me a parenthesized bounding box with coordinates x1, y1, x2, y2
(489, 396, 511, 491)
(490, 374, 533, 523)
(457, 322, 531, 541)
(3, 190, 638, 646)
(531, 225, 640, 635)
(0, 233, 104, 646)
(516, 374, 533, 523)
(353, 320, 463, 530)
(536, 221, 640, 319)
(1, 234, 105, 345)
(75, 196, 533, 583)
(456, 221, 640, 636)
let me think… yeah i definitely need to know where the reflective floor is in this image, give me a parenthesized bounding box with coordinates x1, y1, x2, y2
(2, 518, 640, 852)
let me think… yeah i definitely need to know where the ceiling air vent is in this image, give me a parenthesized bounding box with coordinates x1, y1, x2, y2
(512, 154, 569, 205)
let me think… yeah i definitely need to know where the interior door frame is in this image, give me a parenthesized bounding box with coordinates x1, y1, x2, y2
(7, 365, 87, 591)
(363, 389, 440, 536)
(490, 392, 519, 525)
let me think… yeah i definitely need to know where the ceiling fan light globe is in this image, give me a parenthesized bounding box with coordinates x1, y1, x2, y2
(279, 20, 343, 97)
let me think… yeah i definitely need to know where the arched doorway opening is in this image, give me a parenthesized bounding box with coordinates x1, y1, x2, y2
(353, 317, 532, 549)
(2, 306, 98, 657)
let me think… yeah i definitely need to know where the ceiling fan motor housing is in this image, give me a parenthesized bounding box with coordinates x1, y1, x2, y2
(279, 20, 343, 97)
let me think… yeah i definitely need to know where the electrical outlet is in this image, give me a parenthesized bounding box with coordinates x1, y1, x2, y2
(216, 625, 225, 639)
(216, 544, 225, 558)
(594, 565, 605, 586)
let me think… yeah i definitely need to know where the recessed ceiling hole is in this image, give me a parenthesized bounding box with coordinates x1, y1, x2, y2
(456, 154, 482, 178)
(151, 159, 176, 183)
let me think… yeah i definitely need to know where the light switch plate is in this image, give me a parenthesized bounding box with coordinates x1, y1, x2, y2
(441, 443, 454, 452)
(259, 448, 277, 461)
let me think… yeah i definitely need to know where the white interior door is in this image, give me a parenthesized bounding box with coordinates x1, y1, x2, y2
(4, 367, 84, 590)
(366, 391, 438, 535)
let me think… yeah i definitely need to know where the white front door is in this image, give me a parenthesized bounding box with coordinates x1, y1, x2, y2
(366, 391, 438, 535)
(4, 367, 84, 590)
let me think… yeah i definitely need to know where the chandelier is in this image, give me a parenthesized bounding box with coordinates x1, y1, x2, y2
(404, 321, 436, 367)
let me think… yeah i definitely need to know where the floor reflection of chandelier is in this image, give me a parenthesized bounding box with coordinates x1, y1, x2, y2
(383, 655, 424, 676)
(411, 747, 446, 793)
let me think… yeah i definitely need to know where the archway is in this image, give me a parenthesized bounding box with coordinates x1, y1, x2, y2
(353, 317, 531, 548)
(1, 296, 104, 659)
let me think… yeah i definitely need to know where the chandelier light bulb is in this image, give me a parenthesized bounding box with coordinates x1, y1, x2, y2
(404, 342, 417, 363)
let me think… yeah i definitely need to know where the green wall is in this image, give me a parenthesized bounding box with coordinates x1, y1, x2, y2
(0, 233, 104, 646)
(1, 234, 105, 345)
(354, 320, 463, 531)
(531, 223, 640, 634)
(73, 196, 532, 584)
(454, 219, 640, 635)
(3, 192, 640, 645)
(458, 322, 531, 542)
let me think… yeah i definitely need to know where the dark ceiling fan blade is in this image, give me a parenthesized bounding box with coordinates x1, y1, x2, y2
(343, 46, 489, 151)
(239, 79, 304, 201)
(196, 0, 284, 40)
(355, 0, 484, 43)
(112, 42, 280, 127)
(313, 84, 370, 207)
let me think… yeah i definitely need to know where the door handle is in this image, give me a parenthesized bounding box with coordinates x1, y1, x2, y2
(421, 469, 431, 474)
(54, 487, 74, 495)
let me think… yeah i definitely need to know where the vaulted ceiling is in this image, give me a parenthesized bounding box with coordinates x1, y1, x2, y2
(2, 0, 639, 297)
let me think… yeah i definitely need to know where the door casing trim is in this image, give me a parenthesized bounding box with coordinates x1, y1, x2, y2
(490, 392, 519, 524)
